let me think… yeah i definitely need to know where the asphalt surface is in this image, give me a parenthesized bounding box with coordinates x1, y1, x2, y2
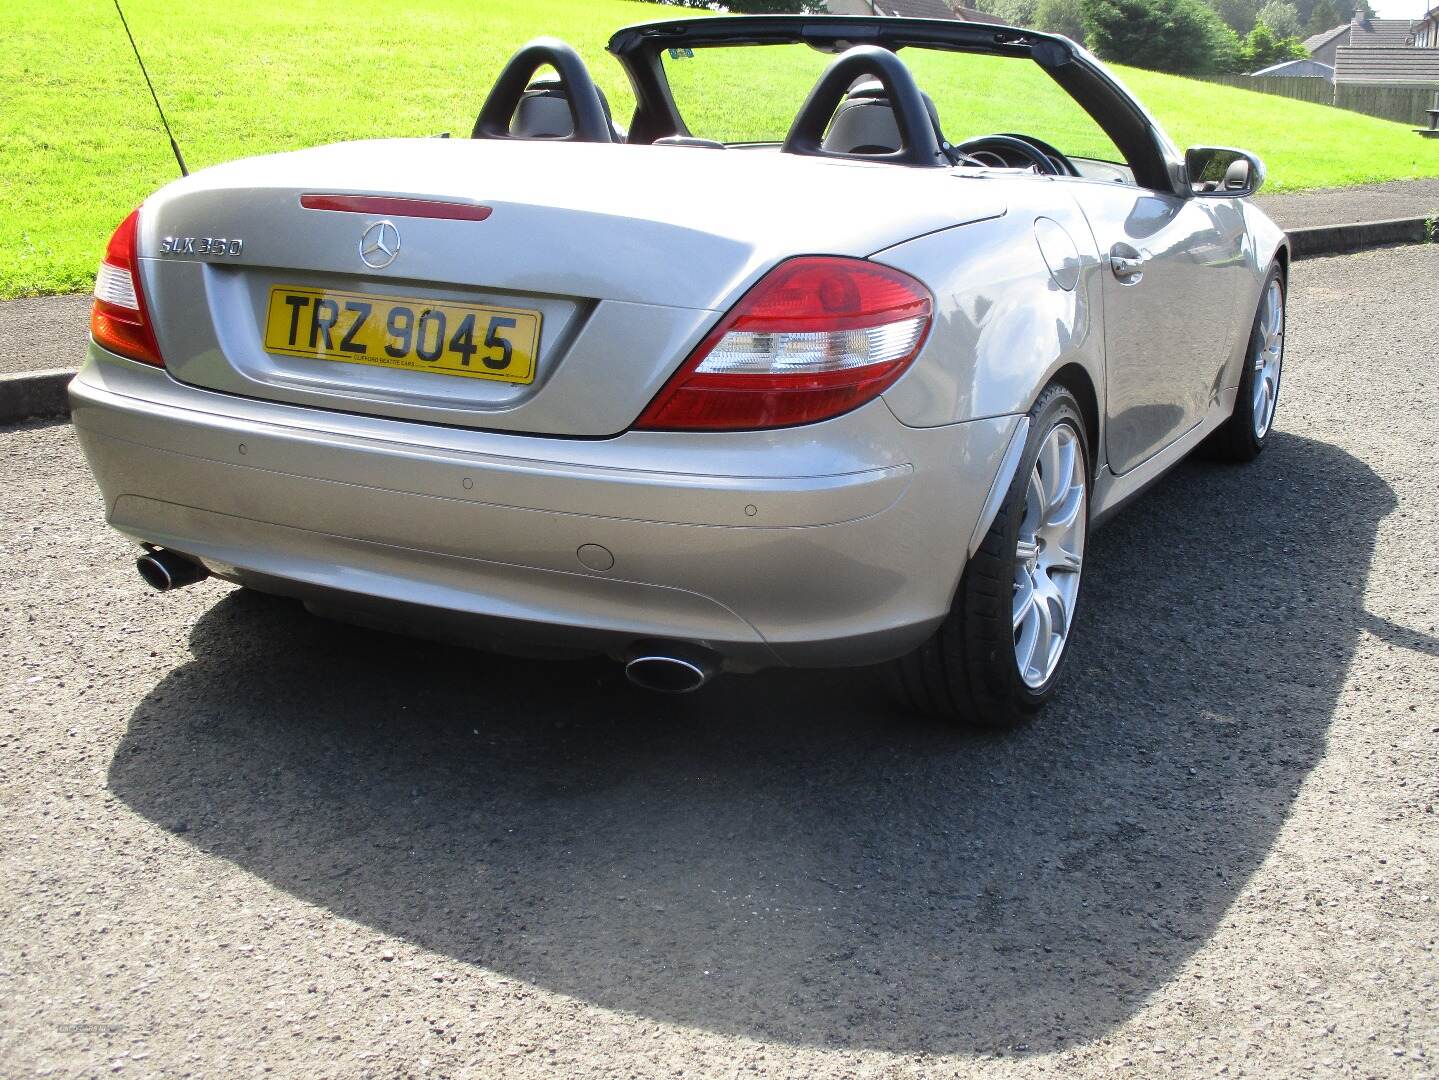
(2, 246, 1437, 1078)
(1254, 178, 1439, 231)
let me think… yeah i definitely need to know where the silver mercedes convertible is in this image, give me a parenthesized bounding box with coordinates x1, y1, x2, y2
(72, 14, 1288, 727)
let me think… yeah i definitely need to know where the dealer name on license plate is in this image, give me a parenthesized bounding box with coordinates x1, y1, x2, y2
(263, 286, 541, 384)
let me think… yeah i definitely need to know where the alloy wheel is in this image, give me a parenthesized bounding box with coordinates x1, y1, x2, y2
(1252, 278, 1284, 439)
(1013, 422, 1087, 689)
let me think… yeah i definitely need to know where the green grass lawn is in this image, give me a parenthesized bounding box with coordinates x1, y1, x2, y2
(3, 0, 1436, 299)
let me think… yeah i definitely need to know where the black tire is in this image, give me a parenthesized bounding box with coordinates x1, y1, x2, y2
(1205, 264, 1285, 463)
(888, 382, 1090, 729)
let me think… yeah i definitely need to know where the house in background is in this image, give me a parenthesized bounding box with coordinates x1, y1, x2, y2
(951, 4, 1009, 23)
(1299, 7, 1439, 90)
(1234, 5, 1438, 126)
(1414, 4, 1439, 47)
(1302, 12, 1417, 67)
(1333, 43, 1439, 84)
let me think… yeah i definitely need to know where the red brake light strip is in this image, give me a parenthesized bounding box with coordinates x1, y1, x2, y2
(299, 195, 493, 221)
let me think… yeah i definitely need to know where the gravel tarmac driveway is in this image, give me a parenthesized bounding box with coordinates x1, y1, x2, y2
(1253, 179, 1439, 231)
(2, 246, 1436, 1078)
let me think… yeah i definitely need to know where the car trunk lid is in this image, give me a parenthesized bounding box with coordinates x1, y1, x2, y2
(136, 139, 1005, 436)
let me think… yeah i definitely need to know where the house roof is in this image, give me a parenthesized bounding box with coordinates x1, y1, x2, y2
(1252, 58, 1334, 77)
(1348, 18, 1417, 46)
(1303, 23, 1351, 53)
(951, 4, 1008, 24)
(872, 0, 959, 18)
(1334, 44, 1439, 82)
(1304, 15, 1419, 55)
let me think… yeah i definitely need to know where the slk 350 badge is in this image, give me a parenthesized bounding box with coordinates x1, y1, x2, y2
(160, 236, 244, 257)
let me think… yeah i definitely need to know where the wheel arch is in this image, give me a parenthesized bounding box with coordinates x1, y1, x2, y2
(965, 364, 1099, 563)
(1047, 362, 1101, 477)
(1274, 240, 1290, 279)
(1246, 202, 1289, 289)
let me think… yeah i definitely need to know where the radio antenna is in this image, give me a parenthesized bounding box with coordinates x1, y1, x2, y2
(112, 0, 188, 177)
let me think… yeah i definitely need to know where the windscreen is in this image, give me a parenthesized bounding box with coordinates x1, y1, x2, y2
(660, 44, 1125, 164)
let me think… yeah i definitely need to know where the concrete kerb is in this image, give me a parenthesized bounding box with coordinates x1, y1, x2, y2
(0, 368, 75, 424)
(1284, 215, 1435, 258)
(2, 217, 1434, 424)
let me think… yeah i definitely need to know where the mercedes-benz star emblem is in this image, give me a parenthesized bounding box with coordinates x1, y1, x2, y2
(359, 220, 400, 269)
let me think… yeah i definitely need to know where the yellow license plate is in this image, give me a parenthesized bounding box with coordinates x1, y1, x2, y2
(263, 286, 541, 384)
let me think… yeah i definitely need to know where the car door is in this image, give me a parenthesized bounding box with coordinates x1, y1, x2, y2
(1065, 181, 1247, 475)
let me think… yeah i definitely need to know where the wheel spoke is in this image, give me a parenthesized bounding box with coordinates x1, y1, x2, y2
(1015, 620, 1041, 681)
(1024, 469, 1046, 533)
(1015, 538, 1040, 562)
(1049, 544, 1083, 574)
(1013, 570, 1037, 631)
(1015, 592, 1046, 679)
(1039, 432, 1065, 509)
(1045, 482, 1084, 533)
(1052, 437, 1078, 513)
(1036, 571, 1069, 636)
(1027, 583, 1055, 679)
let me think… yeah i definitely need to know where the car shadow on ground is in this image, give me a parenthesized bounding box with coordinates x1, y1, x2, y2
(107, 431, 1393, 1056)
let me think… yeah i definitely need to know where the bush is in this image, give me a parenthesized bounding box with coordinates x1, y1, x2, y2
(1240, 18, 1310, 68)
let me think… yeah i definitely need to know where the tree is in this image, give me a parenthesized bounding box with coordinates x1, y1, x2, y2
(1210, 18, 1245, 70)
(1210, 0, 1260, 35)
(1240, 18, 1310, 67)
(1035, 0, 1087, 41)
(1081, 0, 1241, 74)
(1304, 0, 1340, 34)
(1254, 0, 1302, 37)
(977, 0, 1042, 27)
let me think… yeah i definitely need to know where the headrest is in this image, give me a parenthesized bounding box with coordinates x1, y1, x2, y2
(1223, 157, 1251, 191)
(843, 78, 889, 101)
(511, 77, 618, 139)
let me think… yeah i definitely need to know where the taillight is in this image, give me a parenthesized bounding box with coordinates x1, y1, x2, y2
(634, 256, 932, 431)
(91, 208, 164, 367)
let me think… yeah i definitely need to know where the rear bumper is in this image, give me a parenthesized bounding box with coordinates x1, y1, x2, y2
(69, 347, 1019, 670)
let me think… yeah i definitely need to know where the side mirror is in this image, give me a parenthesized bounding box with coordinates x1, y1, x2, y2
(1185, 146, 1266, 197)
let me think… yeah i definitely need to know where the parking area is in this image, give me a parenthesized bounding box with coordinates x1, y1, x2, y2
(2, 245, 1436, 1078)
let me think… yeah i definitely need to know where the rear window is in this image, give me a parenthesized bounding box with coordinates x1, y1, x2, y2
(660, 45, 1124, 164)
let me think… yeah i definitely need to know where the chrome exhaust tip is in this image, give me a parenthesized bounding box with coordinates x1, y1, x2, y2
(623, 643, 719, 694)
(135, 549, 209, 592)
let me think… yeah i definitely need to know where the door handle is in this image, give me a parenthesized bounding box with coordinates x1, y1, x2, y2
(1109, 247, 1146, 283)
